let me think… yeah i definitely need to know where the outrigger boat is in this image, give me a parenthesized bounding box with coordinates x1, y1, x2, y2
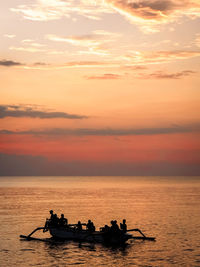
(20, 219, 155, 245)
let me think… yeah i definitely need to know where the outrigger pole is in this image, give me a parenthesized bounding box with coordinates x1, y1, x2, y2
(20, 227, 51, 242)
(127, 228, 155, 241)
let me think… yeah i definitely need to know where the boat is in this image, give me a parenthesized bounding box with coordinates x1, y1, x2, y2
(20, 221, 155, 245)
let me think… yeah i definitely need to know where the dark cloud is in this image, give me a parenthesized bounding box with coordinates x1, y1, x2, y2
(33, 62, 48, 66)
(1, 123, 200, 136)
(0, 59, 22, 67)
(138, 70, 196, 79)
(107, 0, 199, 20)
(0, 153, 199, 176)
(0, 105, 88, 119)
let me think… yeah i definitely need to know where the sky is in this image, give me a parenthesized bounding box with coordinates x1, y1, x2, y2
(0, 0, 200, 176)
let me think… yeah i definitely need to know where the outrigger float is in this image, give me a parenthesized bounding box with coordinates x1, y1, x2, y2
(20, 220, 155, 246)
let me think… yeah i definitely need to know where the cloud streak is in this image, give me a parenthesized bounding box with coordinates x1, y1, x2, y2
(0, 105, 88, 119)
(9, 46, 46, 53)
(86, 73, 122, 79)
(0, 60, 22, 67)
(137, 70, 196, 79)
(1, 123, 200, 136)
(123, 50, 200, 64)
(2, 49, 200, 71)
(46, 31, 120, 56)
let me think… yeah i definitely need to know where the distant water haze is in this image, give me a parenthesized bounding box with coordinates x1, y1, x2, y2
(0, 176, 200, 266)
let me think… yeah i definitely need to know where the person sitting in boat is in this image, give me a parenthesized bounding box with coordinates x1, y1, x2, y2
(59, 214, 68, 227)
(101, 224, 111, 243)
(100, 224, 110, 233)
(120, 219, 127, 233)
(110, 220, 121, 239)
(77, 221, 82, 231)
(53, 213, 59, 227)
(110, 220, 120, 233)
(48, 210, 59, 227)
(86, 220, 95, 232)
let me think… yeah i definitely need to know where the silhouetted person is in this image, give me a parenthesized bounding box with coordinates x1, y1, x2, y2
(120, 219, 127, 233)
(48, 210, 59, 227)
(49, 210, 54, 220)
(86, 220, 95, 232)
(59, 214, 68, 227)
(49, 210, 56, 227)
(101, 224, 110, 233)
(110, 220, 120, 233)
(77, 221, 82, 231)
(53, 213, 59, 227)
(101, 224, 111, 243)
(104, 225, 110, 232)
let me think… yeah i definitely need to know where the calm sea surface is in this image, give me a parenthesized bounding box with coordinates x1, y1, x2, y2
(0, 176, 200, 267)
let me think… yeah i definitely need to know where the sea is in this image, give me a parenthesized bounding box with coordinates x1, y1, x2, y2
(0, 176, 200, 267)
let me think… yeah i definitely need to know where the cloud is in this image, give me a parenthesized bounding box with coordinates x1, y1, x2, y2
(0, 59, 49, 70)
(0, 60, 22, 67)
(46, 31, 120, 56)
(1, 123, 200, 136)
(9, 46, 46, 53)
(137, 70, 196, 79)
(46, 31, 120, 45)
(10, 0, 113, 22)
(22, 39, 46, 48)
(123, 65, 147, 70)
(123, 50, 200, 64)
(106, 0, 200, 32)
(86, 73, 122, 79)
(2, 49, 200, 72)
(86, 69, 196, 80)
(10, 0, 200, 33)
(20, 60, 117, 70)
(0, 105, 88, 119)
(9, 40, 47, 53)
(4, 34, 16, 38)
(64, 61, 112, 68)
(46, 34, 101, 47)
(22, 49, 200, 70)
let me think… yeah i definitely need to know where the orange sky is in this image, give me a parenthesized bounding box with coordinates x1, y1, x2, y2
(0, 0, 200, 175)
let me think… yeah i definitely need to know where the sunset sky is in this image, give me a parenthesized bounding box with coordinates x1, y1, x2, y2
(0, 0, 200, 175)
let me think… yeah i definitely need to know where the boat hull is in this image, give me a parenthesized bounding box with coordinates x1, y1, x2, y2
(49, 227, 132, 245)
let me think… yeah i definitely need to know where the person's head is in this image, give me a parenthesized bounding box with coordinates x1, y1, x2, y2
(49, 210, 53, 214)
(123, 219, 126, 224)
(78, 221, 81, 224)
(61, 214, 64, 218)
(88, 220, 91, 223)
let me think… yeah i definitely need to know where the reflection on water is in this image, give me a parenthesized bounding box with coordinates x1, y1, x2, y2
(0, 176, 200, 266)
